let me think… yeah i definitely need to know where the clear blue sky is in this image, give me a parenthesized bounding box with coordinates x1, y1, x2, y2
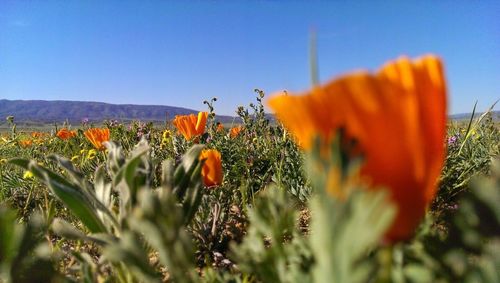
(1, 1, 499, 115)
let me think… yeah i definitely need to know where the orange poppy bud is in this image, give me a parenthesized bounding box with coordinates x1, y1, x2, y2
(268, 55, 447, 242)
(229, 126, 243, 138)
(56, 128, 77, 140)
(173, 112, 208, 141)
(199, 149, 223, 187)
(84, 128, 110, 151)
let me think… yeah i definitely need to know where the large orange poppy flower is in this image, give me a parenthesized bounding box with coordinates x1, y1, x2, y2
(173, 112, 208, 141)
(268, 55, 447, 241)
(84, 128, 110, 151)
(56, 128, 77, 140)
(199, 149, 223, 187)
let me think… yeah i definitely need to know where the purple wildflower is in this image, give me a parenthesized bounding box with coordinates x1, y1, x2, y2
(447, 135, 458, 146)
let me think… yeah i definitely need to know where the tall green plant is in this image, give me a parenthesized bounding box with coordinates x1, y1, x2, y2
(9, 140, 206, 282)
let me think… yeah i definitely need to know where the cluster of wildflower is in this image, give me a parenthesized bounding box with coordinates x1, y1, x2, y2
(126, 121, 150, 140)
(173, 112, 223, 187)
(160, 130, 172, 149)
(107, 119, 120, 128)
(135, 122, 148, 139)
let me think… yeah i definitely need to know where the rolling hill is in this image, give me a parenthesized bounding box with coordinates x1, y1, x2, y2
(0, 99, 497, 127)
(0, 99, 238, 125)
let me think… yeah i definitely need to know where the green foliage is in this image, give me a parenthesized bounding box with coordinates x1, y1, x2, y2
(434, 109, 499, 223)
(0, 206, 62, 283)
(306, 135, 395, 283)
(310, 190, 394, 283)
(231, 187, 312, 283)
(272, 126, 311, 202)
(394, 159, 500, 283)
(7, 140, 206, 282)
(1, 102, 499, 283)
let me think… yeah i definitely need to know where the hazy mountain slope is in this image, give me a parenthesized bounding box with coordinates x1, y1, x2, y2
(0, 99, 236, 124)
(0, 99, 496, 126)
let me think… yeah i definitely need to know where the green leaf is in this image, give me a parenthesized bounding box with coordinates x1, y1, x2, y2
(129, 189, 199, 283)
(0, 205, 23, 264)
(110, 140, 150, 221)
(182, 159, 204, 224)
(310, 189, 395, 283)
(51, 155, 118, 231)
(51, 218, 87, 240)
(231, 187, 312, 283)
(9, 158, 107, 233)
(102, 232, 161, 283)
(173, 144, 204, 200)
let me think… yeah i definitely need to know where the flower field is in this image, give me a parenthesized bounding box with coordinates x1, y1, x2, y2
(0, 57, 499, 283)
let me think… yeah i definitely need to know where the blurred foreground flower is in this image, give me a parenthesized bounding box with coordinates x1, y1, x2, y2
(84, 128, 110, 150)
(199, 149, 223, 187)
(56, 128, 77, 140)
(173, 112, 208, 141)
(268, 55, 447, 241)
(230, 125, 243, 138)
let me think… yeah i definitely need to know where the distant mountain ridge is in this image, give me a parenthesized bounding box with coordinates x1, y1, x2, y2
(0, 99, 497, 126)
(0, 99, 237, 125)
(450, 111, 499, 121)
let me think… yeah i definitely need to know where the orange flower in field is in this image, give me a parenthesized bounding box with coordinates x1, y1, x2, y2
(19, 139, 33, 148)
(31, 132, 45, 138)
(199, 149, 223, 187)
(216, 122, 224, 132)
(268, 55, 447, 242)
(229, 126, 243, 138)
(173, 112, 208, 141)
(56, 128, 77, 140)
(84, 128, 110, 150)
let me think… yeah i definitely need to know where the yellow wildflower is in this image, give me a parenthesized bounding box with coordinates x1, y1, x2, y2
(23, 170, 34, 179)
(87, 149, 97, 160)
